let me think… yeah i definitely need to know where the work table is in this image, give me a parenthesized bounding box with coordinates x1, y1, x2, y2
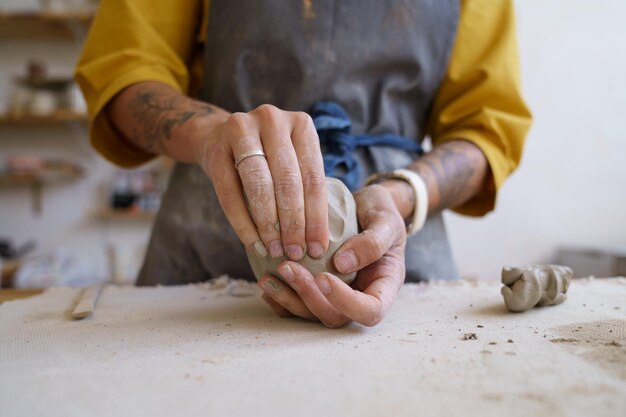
(1, 277, 624, 417)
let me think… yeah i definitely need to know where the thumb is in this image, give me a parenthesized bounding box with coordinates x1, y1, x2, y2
(333, 213, 403, 274)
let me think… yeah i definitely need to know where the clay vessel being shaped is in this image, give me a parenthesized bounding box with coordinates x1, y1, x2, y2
(246, 177, 358, 284)
(501, 264, 572, 312)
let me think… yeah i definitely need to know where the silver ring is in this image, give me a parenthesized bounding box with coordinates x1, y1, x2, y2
(234, 149, 266, 170)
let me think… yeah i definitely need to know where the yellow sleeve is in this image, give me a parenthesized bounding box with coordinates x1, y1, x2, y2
(427, 0, 532, 216)
(75, 0, 204, 168)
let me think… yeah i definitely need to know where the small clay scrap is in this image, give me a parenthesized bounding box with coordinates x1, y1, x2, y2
(550, 338, 578, 344)
(501, 264, 573, 313)
(246, 177, 358, 284)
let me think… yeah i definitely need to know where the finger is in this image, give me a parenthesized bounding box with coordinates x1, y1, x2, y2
(333, 215, 401, 274)
(258, 275, 315, 320)
(350, 244, 406, 292)
(205, 140, 266, 257)
(290, 112, 329, 259)
(226, 113, 283, 258)
(253, 104, 306, 261)
(278, 261, 350, 328)
(261, 293, 293, 318)
(314, 272, 400, 327)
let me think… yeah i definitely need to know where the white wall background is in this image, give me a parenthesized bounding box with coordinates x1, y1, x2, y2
(1, 0, 625, 284)
(445, 0, 626, 279)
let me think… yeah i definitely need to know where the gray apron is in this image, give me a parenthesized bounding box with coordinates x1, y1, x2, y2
(138, 0, 460, 286)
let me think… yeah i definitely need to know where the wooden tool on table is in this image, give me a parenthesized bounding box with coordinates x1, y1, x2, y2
(71, 284, 104, 319)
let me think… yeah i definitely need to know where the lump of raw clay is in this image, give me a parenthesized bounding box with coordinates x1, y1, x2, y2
(501, 264, 573, 312)
(246, 177, 358, 284)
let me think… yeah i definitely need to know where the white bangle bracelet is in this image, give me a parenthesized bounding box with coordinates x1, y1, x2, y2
(365, 168, 429, 236)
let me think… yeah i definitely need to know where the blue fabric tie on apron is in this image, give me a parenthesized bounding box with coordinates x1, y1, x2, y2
(311, 101, 423, 191)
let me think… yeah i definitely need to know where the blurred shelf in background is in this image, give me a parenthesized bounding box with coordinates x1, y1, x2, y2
(0, 11, 93, 40)
(0, 170, 83, 186)
(92, 208, 157, 222)
(0, 110, 88, 126)
(0, 159, 84, 213)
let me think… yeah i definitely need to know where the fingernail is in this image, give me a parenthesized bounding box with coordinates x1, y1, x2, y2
(308, 242, 325, 259)
(335, 249, 357, 272)
(253, 240, 268, 258)
(286, 245, 304, 261)
(262, 277, 282, 293)
(269, 240, 284, 258)
(279, 263, 294, 281)
(315, 275, 331, 295)
(279, 264, 301, 291)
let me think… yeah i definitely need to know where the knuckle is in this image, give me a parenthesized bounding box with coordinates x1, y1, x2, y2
(392, 211, 404, 226)
(246, 184, 272, 210)
(305, 219, 326, 235)
(291, 113, 317, 146)
(301, 171, 326, 194)
(254, 104, 284, 129)
(367, 232, 387, 258)
(274, 172, 302, 193)
(247, 186, 274, 209)
(281, 218, 305, 235)
(272, 172, 304, 215)
(255, 103, 278, 116)
(242, 169, 273, 196)
(395, 217, 407, 240)
(227, 112, 250, 128)
(293, 111, 314, 127)
(257, 220, 278, 235)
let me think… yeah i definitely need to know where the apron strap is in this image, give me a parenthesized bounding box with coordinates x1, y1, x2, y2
(311, 101, 423, 191)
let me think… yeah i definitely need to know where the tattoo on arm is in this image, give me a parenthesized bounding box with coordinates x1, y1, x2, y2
(128, 89, 214, 152)
(412, 141, 488, 212)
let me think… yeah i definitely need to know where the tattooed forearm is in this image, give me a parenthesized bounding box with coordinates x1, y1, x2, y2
(107, 81, 229, 165)
(411, 140, 489, 212)
(127, 89, 215, 153)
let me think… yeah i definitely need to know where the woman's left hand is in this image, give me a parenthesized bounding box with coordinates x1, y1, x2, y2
(258, 183, 407, 328)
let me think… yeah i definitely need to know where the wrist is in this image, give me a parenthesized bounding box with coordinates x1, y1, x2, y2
(378, 179, 415, 221)
(186, 112, 228, 168)
(365, 169, 429, 236)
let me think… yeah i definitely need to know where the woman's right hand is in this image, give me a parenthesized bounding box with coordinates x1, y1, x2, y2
(192, 104, 330, 261)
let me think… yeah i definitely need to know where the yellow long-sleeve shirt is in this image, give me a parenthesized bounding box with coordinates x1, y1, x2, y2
(75, 0, 531, 216)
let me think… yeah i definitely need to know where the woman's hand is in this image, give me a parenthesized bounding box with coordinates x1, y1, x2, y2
(194, 104, 330, 261)
(258, 184, 407, 327)
(107, 82, 330, 262)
